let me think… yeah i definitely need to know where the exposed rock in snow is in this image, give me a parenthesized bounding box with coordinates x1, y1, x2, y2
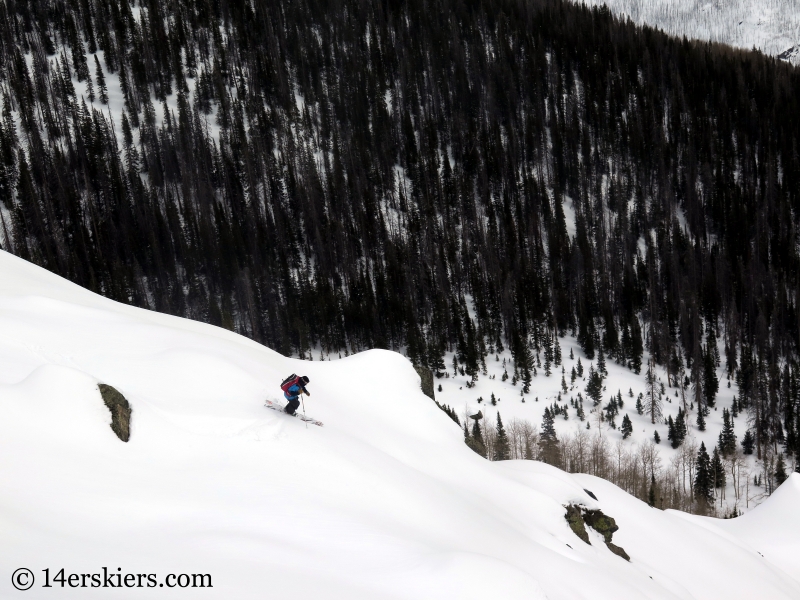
(98, 384, 132, 442)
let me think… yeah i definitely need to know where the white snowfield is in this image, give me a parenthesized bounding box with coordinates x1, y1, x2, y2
(578, 0, 800, 65)
(0, 251, 798, 599)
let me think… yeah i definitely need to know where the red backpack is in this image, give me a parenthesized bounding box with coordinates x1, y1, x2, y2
(280, 373, 300, 394)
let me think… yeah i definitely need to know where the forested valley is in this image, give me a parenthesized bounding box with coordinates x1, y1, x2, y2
(2, 0, 800, 503)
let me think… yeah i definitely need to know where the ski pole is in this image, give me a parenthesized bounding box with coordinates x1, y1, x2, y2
(301, 392, 308, 429)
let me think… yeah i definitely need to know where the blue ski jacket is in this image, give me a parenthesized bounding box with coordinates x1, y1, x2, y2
(284, 382, 307, 401)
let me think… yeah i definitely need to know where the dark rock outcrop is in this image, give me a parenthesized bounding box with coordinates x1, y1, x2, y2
(564, 505, 590, 545)
(98, 384, 132, 442)
(778, 45, 798, 62)
(581, 509, 618, 542)
(564, 505, 630, 561)
(605, 541, 631, 561)
(414, 365, 435, 401)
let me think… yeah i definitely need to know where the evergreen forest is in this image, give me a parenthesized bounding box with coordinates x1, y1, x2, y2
(2, 0, 800, 469)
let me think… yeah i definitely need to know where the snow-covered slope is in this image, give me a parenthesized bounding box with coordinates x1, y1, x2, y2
(435, 326, 759, 515)
(579, 0, 800, 64)
(1, 251, 798, 599)
(717, 474, 800, 582)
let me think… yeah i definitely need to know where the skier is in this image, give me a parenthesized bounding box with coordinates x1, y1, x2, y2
(281, 374, 310, 416)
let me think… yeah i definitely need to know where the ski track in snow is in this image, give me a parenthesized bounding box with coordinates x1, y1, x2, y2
(0, 250, 798, 599)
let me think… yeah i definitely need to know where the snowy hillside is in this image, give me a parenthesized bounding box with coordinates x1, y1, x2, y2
(579, 0, 800, 64)
(1, 252, 799, 599)
(435, 325, 763, 516)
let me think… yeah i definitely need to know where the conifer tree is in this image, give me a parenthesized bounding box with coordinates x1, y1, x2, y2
(654, 430, 661, 444)
(585, 366, 603, 406)
(741, 430, 755, 455)
(775, 453, 788, 486)
(494, 413, 510, 461)
(430, 349, 446, 376)
(603, 396, 619, 426)
(86, 73, 95, 103)
(468, 419, 487, 458)
(544, 332, 553, 376)
(522, 368, 532, 394)
(117, 62, 136, 125)
(597, 345, 607, 376)
(577, 310, 595, 360)
(694, 442, 714, 506)
(621, 414, 633, 439)
(648, 473, 656, 507)
(712, 446, 726, 489)
(630, 317, 643, 374)
(785, 419, 796, 462)
(673, 408, 687, 448)
(539, 407, 559, 464)
(696, 406, 706, 431)
(645, 359, 662, 424)
(576, 358, 584, 378)
(516, 344, 533, 394)
(718, 408, 737, 457)
(703, 345, 719, 408)
(636, 395, 644, 415)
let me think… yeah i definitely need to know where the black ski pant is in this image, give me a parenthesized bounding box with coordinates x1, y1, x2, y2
(285, 397, 300, 415)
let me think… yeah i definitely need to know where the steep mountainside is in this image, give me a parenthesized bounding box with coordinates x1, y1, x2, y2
(1, 250, 799, 599)
(2, 0, 800, 489)
(578, 0, 800, 65)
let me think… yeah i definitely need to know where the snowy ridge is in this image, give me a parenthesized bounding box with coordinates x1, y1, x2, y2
(0, 251, 798, 599)
(579, 0, 800, 65)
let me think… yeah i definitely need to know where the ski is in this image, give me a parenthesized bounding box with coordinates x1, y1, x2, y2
(264, 399, 323, 427)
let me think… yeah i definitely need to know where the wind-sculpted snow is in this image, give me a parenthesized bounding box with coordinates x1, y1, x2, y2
(579, 0, 800, 64)
(717, 475, 800, 582)
(0, 251, 798, 599)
